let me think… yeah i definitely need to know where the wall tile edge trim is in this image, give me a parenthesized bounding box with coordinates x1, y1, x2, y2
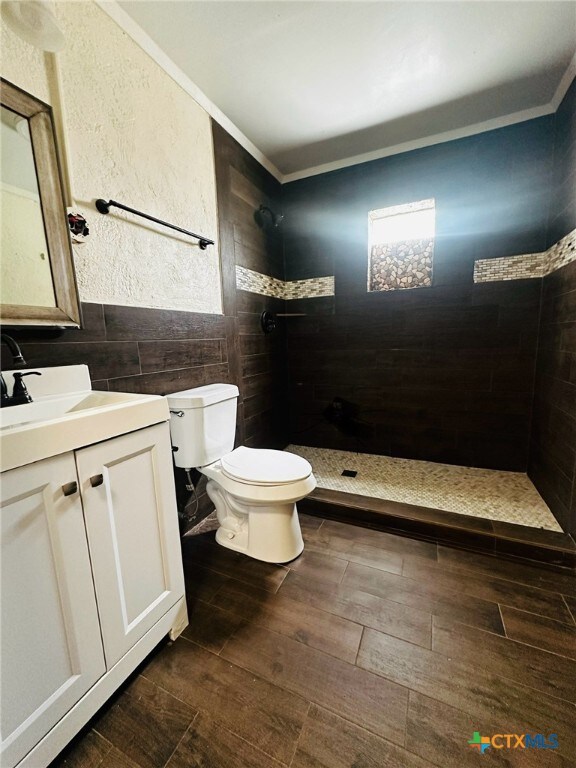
(474, 229, 576, 283)
(235, 266, 335, 300)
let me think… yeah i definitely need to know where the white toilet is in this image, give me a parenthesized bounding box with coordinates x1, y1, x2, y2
(166, 383, 316, 563)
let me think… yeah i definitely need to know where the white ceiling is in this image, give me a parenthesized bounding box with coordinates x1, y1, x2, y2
(117, 1, 576, 179)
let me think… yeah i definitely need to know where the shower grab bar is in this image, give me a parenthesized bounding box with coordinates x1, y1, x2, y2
(95, 199, 214, 249)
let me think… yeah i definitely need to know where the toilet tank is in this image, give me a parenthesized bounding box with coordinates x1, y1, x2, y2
(166, 383, 239, 470)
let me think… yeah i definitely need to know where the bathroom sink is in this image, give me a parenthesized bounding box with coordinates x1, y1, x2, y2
(1, 365, 169, 472)
(0, 391, 140, 429)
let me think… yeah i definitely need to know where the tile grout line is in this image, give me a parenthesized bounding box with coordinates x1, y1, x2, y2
(192, 541, 571, 636)
(495, 634, 576, 665)
(403, 689, 411, 751)
(216, 641, 412, 751)
(290, 565, 494, 633)
(210, 709, 292, 767)
(205, 583, 510, 706)
(348, 557, 573, 626)
(140, 641, 305, 766)
(403, 559, 574, 618)
(353, 625, 365, 668)
(275, 566, 291, 593)
(436, 549, 575, 594)
(275, 576, 431, 647)
(287, 701, 312, 768)
(356, 626, 576, 708)
(210, 593, 367, 664)
(182, 556, 288, 596)
(499, 602, 576, 628)
(92, 734, 114, 768)
(160, 710, 199, 768)
(498, 603, 508, 639)
(561, 594, 576, 626)
(338, 558, 350, 585)
(393, 615, 576, 706)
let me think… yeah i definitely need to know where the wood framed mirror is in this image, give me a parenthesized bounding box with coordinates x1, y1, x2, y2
(1, 78, 81, 327)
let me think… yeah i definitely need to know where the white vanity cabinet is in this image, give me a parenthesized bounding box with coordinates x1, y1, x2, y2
(1, 417, 186, 768)
(1, 452, 106, 768)
(76, 422, 185, 668)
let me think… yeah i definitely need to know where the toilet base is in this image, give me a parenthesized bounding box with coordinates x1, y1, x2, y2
(207, 480, 304, 563)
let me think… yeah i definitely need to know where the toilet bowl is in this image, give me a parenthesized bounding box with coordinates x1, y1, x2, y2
(203, 446, 314, 562)
(166, 384, 316, 563)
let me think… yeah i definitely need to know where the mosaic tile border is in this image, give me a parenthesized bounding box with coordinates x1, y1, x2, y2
(237, 229, 575, 296)
(548, 228, 576, 272)
(235, 266, 285, 298)
(235, 265, 335, 300)
(283, 275, 335, 300)
(474, 229, 576, 283)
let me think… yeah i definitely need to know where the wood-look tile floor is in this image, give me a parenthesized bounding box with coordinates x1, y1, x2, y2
(51, 515, 576, 768)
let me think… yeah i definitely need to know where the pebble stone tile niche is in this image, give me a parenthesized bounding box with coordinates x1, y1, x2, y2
(368, 199, 435, 292)
(368, 238, 434, 291)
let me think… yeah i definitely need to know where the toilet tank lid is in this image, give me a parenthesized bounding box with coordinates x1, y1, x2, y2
(166, 383, 239, 408)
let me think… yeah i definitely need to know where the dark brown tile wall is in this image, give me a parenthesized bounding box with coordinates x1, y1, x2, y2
(212, 121, 288, 451)
(0, 302, 234, 527)
(286, 282, 541, 470)
(283, 118, 553, 471)
(529, 79, 576, 535)
(529, 261, 576, 535)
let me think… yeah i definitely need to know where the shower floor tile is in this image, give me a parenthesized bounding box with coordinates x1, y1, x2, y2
(286, 445, 562, 532)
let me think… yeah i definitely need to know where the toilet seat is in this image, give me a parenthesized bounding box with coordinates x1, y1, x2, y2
(221, 446, 312, 486)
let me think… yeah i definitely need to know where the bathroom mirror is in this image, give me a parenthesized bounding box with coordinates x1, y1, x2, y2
(0, 78, 81, 327)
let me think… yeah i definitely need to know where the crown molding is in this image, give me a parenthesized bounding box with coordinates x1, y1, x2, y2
(93, 2, 575, 186)
(550, 50, 576, 110)
(281, 102, 556, 183)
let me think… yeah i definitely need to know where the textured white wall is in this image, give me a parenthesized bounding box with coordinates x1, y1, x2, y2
(1, 2, 222, 314)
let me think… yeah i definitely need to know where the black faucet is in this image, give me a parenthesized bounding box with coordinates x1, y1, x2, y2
(1, 334, 41, 407)
(1, 334, 26, 366)
(9, 371, 42, 405)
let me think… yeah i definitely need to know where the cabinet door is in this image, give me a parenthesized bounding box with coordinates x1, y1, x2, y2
(1, 454, 105, 768)
(76, 422, 184, 667)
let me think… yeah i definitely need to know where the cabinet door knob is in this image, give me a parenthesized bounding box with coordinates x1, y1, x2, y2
(90, 474, 104, 488)
(62, 481, 78, 496)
